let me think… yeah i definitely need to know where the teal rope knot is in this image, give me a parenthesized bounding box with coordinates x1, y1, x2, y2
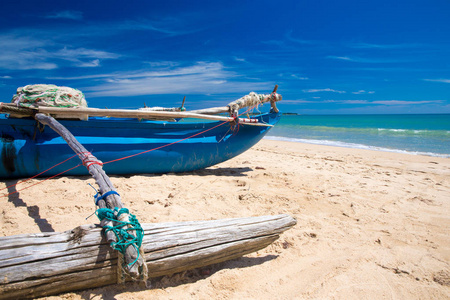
(96, 207, 144, 267)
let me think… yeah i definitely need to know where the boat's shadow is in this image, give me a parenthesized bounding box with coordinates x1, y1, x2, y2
(185, 167, 253, 177)
(117, 167, 254, 179)
(1, 166, 251, 234)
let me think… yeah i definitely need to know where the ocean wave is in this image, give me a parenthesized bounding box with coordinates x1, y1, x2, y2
(264, 136, 450, 158)
(275, 125, 450, 137)
(376, 128, 450, 136)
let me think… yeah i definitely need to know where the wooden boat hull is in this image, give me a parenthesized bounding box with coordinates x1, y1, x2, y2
(0, 112, 280, 178)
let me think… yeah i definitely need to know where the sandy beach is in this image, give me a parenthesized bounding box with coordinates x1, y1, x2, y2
(1, 139, 449, 299)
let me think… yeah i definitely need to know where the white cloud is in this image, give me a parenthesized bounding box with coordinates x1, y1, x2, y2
(45, 10, 83, 20)
(291, 74, 309, 80)
(327, 55, 404, 63)
(328, 56, 352, 61)
(145, 61, 180, 68)
(0, 14, 203, 71)
(372, 100, 443, 105)
(82, 62, 272, 97)
(303, 88, 346, 94)
(307, 99, 444, 106)
(0, 34, 119, 70)
(423, 79, 450, 83)
(55, 47, 119, 60)
(281, 99, 315, 104)
(352, 90, 375, 94)
(347, 42, 420, 49)
(78, 59, 101, 68)
(52, 47, 119, 67)
(45, 11, 83, 20)
(113, 16, 205, 37)
(338, 100, 369, 104)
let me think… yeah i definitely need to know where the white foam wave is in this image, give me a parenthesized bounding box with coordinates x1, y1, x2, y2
(378, 128, 408, 132)
(377, 128, 439, 134)
(264, 136, 450, 158)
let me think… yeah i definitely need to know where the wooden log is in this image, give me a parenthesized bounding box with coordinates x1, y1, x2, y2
(34, 113, 144, 277)
(0, 214, 296, 299)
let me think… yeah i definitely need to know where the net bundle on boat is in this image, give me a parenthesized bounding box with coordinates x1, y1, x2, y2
(11, 84, 87, 109)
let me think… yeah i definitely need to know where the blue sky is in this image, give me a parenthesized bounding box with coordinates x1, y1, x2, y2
(0, 0, 449, 114)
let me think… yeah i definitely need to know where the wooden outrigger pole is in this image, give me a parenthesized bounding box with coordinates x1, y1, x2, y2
(0, 87, 281, 125)
(0, 85, 282, 127)
(34, 113, 147, 278)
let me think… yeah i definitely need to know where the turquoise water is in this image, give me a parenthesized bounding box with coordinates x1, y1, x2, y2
(266, 114, 450, 157)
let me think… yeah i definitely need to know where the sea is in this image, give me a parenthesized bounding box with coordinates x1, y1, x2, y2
(265, 114, 450, 158)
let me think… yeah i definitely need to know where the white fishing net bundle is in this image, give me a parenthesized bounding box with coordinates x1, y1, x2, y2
(11, 84, 87, 108)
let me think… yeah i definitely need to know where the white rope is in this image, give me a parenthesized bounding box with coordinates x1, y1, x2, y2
(227, 92, 281, 116)
(228, 92, 261, 112)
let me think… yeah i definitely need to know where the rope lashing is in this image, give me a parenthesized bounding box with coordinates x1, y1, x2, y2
(88, 183, 120, 205)
(84, 161, 104, 168)
(80, 152, 104, 169)
(94, 190, 120, 206)
(96, 207, 144, 267)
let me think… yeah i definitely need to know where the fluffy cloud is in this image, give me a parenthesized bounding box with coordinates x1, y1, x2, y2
(303, 88, 346, 93)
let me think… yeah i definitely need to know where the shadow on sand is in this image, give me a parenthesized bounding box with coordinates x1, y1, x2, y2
(4, 180, 55, 233)
(114, 166, 254, 179)
(77, 255, 278, 300)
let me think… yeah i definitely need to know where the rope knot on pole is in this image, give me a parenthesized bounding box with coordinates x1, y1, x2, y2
(96, 207, 148, 282)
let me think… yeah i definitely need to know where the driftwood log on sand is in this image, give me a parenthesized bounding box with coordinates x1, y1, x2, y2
(0, 214, 296, 299)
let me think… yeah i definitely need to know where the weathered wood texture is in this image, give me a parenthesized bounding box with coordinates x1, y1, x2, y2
(0, 214, 296, 299)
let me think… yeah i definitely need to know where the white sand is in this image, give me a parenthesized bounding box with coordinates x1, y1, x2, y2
(1, 140, 449, 299)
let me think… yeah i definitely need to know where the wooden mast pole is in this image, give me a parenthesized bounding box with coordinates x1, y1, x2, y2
(34, 113, 145, 279)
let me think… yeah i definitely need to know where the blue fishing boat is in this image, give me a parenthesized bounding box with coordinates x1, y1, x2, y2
(0, 101, 281, 179)
(0, 85, 281, 179)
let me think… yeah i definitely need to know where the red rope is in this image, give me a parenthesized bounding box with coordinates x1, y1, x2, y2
(2, 151, 96, 197)
(2, 163, 83, 197)
(0, 154, 79, 193)
(79, 151, 104, 168)
(84, 161, 104, 168)
(103, 119, 228, 165)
